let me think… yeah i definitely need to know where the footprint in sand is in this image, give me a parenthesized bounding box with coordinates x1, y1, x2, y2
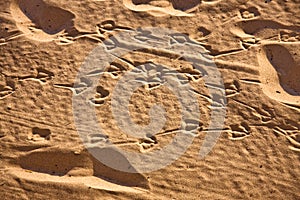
(17, 148, 149, 188)
(258, 43, 300, 108)
(10, 0, 105, 44)
(231, 19, 300, 49)
(10, 0, 76, 42)
(232, 17, 300, 108)
(123, 0, 202, 17)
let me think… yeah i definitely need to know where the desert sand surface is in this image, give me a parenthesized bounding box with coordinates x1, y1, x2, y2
(0, 0, 300, 199)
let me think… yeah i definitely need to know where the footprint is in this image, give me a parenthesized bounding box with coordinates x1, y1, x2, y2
(258, 44, 300, 106)
(9, 0, 105, 44)
(232, 19, 300, 50)
(123, 0, 200, 17)
(18, 148, 149, 188)
(90, 147, 149, 188)
(264, 45, 300, 95)
(18, 149, 91, 176)
(10, 0, 76, 42)
(17, 0, 75, 34)
(238, 19, 300, 42)
(239, 20, 299, 36)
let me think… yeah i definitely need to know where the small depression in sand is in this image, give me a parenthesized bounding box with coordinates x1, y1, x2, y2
(10, 0, 75, 42)
(258, 43, 300, 106)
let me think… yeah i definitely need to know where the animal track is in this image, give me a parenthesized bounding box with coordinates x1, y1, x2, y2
(36, 68, 54, 83)
(29, 127, 51, 141)
(90, 85, 110, 106)
(138, 135, 158, 152)
(0, 16, 24, 46)
(96, 86, 110, 98)
(177, 64, 202, 81)
(0, 68, 54, 92)
(197, 26, 211, 37)
(97, 20, 116, 32)
(239, 7, 260, 19)
(280, 31, 300, 42)
(191, 26, 211, 41)
(20, 68, 54, 83)
(256, 103, 276, 123)
(106, 63, 127, 77)
(273, 125, 300, 152)
(0, 78, 15, 99)
(228, 122, 251, 140)
(286, 132, 300, 152)
(225, 80, 240, 98)
(73, 77, 93, 95)
(96, 20, 132, 35)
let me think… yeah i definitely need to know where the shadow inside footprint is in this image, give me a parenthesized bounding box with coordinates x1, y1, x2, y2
(132, 0, 151, 4)
(131, 0, 201, 11)
(18, 149, 91, 176)
(90, 147, 149, 188)
(264, 44, 300, 95)
(239, 20, 299, 35)
(171, 0, 201, 11)
(16, 0, 75, 34)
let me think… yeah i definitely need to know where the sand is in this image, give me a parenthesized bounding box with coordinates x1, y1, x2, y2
(0, 0, 299, 199)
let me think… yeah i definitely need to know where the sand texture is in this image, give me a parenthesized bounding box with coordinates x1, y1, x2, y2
(0, 0, 299, 199)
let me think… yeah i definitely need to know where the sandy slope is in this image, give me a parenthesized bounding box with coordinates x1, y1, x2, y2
(0, 0, 299, 199)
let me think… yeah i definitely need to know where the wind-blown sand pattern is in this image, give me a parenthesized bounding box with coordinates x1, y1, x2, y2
(0, 0, 299, 199)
